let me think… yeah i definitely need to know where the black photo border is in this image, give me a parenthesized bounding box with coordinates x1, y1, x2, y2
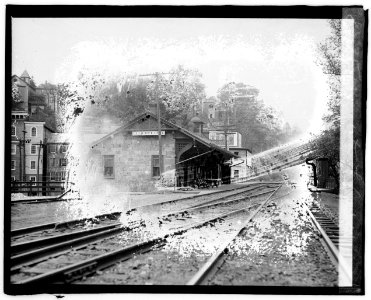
(4, 4, 367, 295)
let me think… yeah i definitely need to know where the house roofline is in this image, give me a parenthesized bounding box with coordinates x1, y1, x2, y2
(90, 111, 238, 158)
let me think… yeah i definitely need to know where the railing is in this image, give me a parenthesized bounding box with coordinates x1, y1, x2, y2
(11, 181, 66, 196)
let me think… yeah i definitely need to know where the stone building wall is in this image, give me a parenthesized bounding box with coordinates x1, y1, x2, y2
(89, 131, 176, 192)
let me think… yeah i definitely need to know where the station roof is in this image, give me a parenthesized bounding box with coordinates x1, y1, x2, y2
(91, 111, 239, 159)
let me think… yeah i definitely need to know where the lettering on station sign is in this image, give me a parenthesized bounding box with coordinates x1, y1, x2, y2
(132, 131, 165, 136)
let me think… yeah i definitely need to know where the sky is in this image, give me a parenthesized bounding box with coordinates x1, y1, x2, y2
(12, 18, 332, 134)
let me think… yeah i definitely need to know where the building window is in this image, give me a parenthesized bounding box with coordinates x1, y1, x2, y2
(11, 144, 16, 155)
(60, 158, 67, 167)
(60, 144, 67, 153)
(103, 155, 114, 178)
(31, 127, 37, 136)
(234, 170, 239, 178)
(11, 176, 15, 182)
(31, 145, 37, 154)
(210, 114, 213, 119)
(30, 176, 36, 186)
(61, 171, 66, 181)
(31, 160, 36, 169)
(49, 145, 56, 153)
(12, 126, 16, 136)
(49, 172, 56, 181)
(49, 157, 55, 167)
(151, 155, 164, 177)
(11, 160, 15, 170)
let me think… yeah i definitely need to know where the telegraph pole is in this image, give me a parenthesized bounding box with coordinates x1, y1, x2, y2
(138, 71, 175, 176)
(22, 130, 27, 181)
(34, 140, 45, 195)
(155, 73, 163, 175)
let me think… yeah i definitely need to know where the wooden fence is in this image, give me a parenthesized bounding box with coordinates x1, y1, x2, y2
(11, 181, 66, 196)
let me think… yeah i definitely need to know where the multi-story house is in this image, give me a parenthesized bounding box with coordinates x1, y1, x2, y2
(208, 130, 252, 181)
(46, 133, 69, 183)
(24, 121, 54, 183)
(11, 120, 54, 183)
(36, 81, 59, 113)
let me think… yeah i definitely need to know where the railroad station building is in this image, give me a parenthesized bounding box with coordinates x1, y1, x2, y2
(89, 111, 238, 191)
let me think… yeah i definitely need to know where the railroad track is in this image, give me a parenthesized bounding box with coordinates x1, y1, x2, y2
(186, 186, 282, 285)
(11, 183, 280, 270)
(11, 182, 280, 240)
(11, 183, 283, 284)
(306, 202, 352, 284)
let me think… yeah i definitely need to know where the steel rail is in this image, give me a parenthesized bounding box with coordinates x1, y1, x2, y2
(305, 205, 352, 285)
(11, 224, 136, 269)
(13, 189, 282, 285)
(11, 196, 80, 205)
(11, 212, 122, 237)
(168, 189, 276, 216)
(186, 184, 283, 285)
(11, 183, 278, 237)
(11, 186, 274, 263)
(11, 223, 122, 255)
(11, 184, 280, 269)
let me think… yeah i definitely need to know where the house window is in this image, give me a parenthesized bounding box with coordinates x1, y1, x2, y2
(60, 144, 67, 153)
(61, 171, 66, 181)
(49, 172, 56, 181)
(11, 160, 15, 170)
(151, 155, 164, 177)
(30, 160, 36, 169)
(30, 176, 36, 186)
(55, 172, 61, 181)
(31, 127, 37, 136)
(60, 158, 67, 167)
(11, 144, 16, 155)
(31, 145, 37, 154)
(12, 126, 16, 136)
(49, 157, 55, 167)
(49, 145, 56, 153)
(234, 170, 239, 178)
(103, 155, 114, 178)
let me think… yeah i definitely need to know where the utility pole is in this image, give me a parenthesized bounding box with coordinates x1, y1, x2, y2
(138, 71, 175, 177)
(22, 129, 27, 181)
(155, 73, 163, 176)
(217, 82, 237, 151)
(34, 140, 45, 195)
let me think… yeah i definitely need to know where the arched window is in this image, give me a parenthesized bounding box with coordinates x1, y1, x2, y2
(31, 127, 37, 136)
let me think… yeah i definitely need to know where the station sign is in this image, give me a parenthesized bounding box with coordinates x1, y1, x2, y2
(132, 131, 165, 136)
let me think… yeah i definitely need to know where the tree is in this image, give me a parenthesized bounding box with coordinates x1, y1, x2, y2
(146, 65, 206, 126)
(11, 82, 24, 110)
(311, 19, 342, 191)
(217, 82, 290, 153)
